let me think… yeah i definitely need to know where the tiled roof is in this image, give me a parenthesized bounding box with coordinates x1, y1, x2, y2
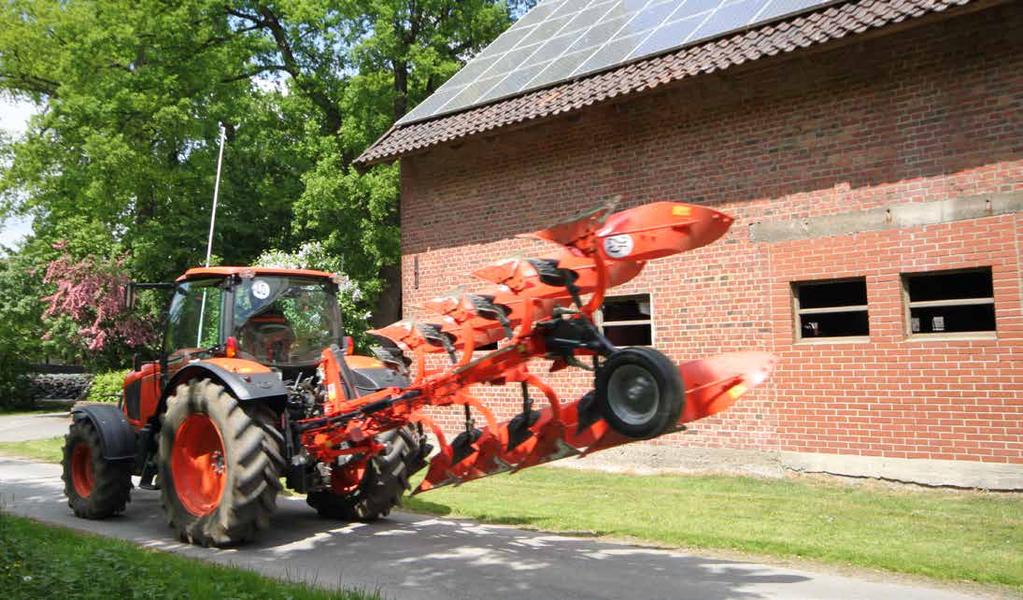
(356, 0, 973, 165)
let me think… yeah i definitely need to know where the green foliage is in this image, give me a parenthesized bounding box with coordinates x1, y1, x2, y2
(0, 0, 518, 362)
(0, 252, 40, 407)
(0, 513, 378, 599)
(85, 370, 129, 403)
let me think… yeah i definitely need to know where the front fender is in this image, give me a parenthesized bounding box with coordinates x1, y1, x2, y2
(71, 403, 137, 461)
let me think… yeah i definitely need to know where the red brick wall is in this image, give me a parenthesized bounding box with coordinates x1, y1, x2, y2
(397, 5, 1023, 464)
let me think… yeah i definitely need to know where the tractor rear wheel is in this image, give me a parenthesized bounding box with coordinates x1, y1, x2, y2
(306, 426, 425, 521)
(158, 380, 284, 546)
(594, 347, 684, 439)
(61, 418, 132, 519)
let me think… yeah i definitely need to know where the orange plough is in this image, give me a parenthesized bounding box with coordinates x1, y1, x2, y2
(297, 200, 774, 492)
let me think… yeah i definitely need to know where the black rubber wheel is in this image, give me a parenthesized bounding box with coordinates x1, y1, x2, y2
(307, 425, 426, 521)
(158, 380, 284, 546)
(594, 347, 684, 439)
(61, 418, 132, 519)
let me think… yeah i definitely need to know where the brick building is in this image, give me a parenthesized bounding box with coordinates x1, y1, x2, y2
(358, 0, 1023, 488)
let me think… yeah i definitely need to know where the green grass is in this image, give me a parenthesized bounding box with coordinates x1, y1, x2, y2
(6, 436, 1021, 592)
(0, 436, 65, 463)
(0, 513, 375, 599)
(406, 467, 1023, 592)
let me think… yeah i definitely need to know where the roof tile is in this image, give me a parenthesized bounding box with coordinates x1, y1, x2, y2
(352, 0, 971, 166)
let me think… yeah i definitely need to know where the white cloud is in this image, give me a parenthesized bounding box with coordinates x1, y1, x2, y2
(0, 97, 38, 248)
(0, 97, 37, 138)
(0, 214, 32, 249)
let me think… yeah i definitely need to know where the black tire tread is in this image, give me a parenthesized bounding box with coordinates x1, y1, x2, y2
(306, 426, 425, 522)
(594, 346, 684, 440)
(61, 419, 133, 519)
(159, 380, 282, 546)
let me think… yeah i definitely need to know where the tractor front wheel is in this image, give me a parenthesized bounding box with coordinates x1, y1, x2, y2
(307, 426, 425, 521)
(159, 380, 284, 546)
(61, 418, 132, 519)
(594, 347, 684, 439)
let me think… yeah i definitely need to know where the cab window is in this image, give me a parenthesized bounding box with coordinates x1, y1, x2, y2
(165, 279, 225, 355)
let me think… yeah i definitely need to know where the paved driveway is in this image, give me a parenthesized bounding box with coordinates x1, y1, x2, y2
(0, 458, 991, 600)
(0, 411, 69, 442)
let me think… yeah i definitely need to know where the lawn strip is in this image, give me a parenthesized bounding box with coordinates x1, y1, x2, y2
(405, 467, 1023, 592)
(0, 512, 375, 599)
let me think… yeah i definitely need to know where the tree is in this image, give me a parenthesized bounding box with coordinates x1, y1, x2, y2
(42, 248, 156, 361)
(0, 0, 309, 283)
(220, 0, 512, 325)
(0, 0, 520, 363)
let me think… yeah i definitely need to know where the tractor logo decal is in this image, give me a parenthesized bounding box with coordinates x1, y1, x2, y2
(603, 234, 634, 258)
(252, 279, 271, 299)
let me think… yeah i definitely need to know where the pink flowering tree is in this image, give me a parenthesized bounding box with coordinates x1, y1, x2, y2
(41, 242, 156, 361)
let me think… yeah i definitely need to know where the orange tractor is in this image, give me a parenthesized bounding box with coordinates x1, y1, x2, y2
(61, 201, 774, 546)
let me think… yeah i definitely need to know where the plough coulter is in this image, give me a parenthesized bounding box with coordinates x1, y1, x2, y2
(61, 200, 773, 546)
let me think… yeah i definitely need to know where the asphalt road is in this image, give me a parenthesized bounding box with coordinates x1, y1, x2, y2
(0, 458, 992, 600)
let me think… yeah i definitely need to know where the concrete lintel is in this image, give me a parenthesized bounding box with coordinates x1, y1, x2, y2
(750, 191, 1023, 243)
(779, 451, 1023, 491)
(547, 443, 1023, 491)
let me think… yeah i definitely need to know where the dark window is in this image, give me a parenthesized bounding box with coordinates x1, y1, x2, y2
(599, 294, 653, 346)
(792, 278, 869, 340)
(903, 268, 995, 336)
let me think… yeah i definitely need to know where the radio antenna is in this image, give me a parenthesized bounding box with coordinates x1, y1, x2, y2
(204, 123, 227, 267)
(196, 123, 227, 345)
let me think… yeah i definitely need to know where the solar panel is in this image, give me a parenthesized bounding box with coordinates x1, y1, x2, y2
(398, 0, 833, 125)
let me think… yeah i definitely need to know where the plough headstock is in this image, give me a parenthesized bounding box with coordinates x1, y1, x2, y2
(302, 201, 771, 494)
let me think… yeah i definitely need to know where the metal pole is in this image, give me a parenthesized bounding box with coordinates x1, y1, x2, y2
(204, 123, 227, 267)
(197, 123, 227, 345)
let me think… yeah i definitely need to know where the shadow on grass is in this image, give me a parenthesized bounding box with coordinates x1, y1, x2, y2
(402, 496, 452, 516)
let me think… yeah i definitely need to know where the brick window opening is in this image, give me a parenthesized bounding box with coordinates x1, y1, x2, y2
(903, 268, 995, 336)
(599, 294, 653, 346)
(792, 278, 869, 340)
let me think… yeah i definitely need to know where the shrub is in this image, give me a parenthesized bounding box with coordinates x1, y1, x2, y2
(85, 370, 129, 403)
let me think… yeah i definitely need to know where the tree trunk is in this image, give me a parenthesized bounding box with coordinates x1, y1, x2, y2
(371, 264, 403, 327)
(369, 59, 412, 328)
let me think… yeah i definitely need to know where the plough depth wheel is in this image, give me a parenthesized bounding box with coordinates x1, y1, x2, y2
(595, 347, 684, 439)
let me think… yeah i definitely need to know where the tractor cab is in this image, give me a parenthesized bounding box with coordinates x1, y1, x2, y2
(116, 266, 357, 433)
(165, 267, 343, 373)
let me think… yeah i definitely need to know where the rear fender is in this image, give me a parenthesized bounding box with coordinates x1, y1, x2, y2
(71, 404, 137, 462)
(159, 360, 288, 416)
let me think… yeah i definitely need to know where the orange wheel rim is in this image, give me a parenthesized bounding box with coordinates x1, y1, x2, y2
(71, 443, 94, 498)
(171, 414, 227, 516)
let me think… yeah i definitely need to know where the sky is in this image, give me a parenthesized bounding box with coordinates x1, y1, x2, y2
(0, 96, 36, 248)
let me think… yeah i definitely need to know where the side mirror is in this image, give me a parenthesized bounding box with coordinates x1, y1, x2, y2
(132, 347, 162, 372)
(125, 281, 175, 311)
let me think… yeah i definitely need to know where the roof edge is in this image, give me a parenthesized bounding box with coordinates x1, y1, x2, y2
(356, 0, 979, 166)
